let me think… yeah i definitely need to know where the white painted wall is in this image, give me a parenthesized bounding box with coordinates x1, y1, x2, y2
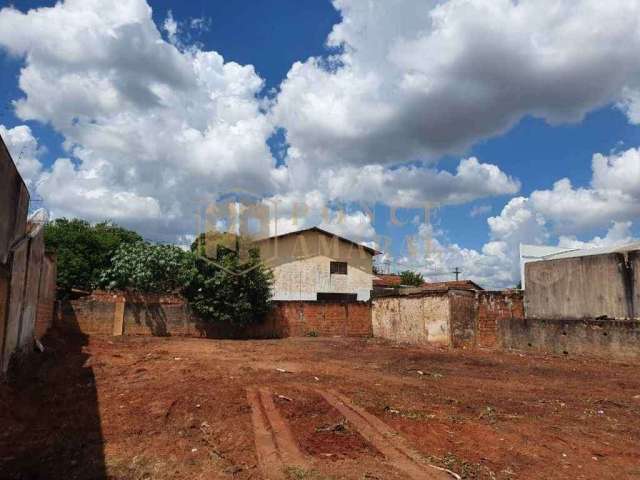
(257, 230, 374, 301)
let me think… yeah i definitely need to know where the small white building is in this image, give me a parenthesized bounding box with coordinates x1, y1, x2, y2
(255, 227, 380, 301)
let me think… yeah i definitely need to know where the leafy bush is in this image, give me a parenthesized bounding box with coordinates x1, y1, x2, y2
(44, 218, 142, 296)
(400, 270, 425, 286)
(98, 242, 196, 293)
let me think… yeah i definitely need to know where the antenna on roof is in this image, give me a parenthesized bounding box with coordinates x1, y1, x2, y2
(453, 267, 461, 281)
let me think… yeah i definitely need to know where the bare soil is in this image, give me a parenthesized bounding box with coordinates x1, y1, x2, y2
(1, 330, 639, 480)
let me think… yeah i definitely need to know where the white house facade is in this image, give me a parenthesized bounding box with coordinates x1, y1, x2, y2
(255, 227, 379, 301)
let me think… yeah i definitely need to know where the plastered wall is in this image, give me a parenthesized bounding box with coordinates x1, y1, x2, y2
(371, 293, 450, 345)
(525, 251, 639, 320)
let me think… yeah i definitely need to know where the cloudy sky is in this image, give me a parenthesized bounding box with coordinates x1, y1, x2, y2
(1, 0, 639, 288)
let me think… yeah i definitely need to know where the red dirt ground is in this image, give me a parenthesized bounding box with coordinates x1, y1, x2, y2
(274, 386, 381, 461)
(1, 330, 639, 479)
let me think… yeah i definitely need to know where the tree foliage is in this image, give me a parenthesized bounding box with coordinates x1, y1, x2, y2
(98, 242, 196, 293)
(184, 248, 273, 327)
(100, 238, 273, 327)
(44, 218, 142, 296)
(399, 270, 425, 286)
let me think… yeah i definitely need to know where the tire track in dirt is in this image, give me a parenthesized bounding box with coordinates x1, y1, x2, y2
(317, 388, 459, 480)
(247, 387, 307, 479)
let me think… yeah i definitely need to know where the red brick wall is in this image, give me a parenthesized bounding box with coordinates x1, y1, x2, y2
(476, 291, 524, 348)
(58, 292, 372, 339)
(274, 302, 372, 337)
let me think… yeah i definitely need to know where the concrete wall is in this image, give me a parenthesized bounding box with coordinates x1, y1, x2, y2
(18, 232, 44, 350)
(0, 138, 29, 265)
(35, 254, 57, 339)
(372, 293, 450, 345)
(499, 318, 640, 360)
(1, 134, 57, 376)
(2, 240, 29, 371)
(1, 231, 56, 374)
(58, 292, 372, 339)
(632, 251, 640, 318)
(257, 230, 374, 301)
(0, 270, 10, 364)
(525, 252, 638, 320)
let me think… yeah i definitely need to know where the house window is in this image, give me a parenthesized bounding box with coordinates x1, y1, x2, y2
(330, 261, 348, 275)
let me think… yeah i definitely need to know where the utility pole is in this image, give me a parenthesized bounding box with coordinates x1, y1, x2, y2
(453, 267, 461, 281)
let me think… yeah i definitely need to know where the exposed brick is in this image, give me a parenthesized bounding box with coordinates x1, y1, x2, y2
(58, 291, 372, 339)
(476, 291, 524, 348)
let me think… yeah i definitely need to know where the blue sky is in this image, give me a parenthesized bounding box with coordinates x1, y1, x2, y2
(1, 0, 639, 287)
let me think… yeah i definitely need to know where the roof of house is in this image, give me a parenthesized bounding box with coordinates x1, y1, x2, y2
(373, 274, 402, 287)
(373, 276, 484, 291)
(254, 226, 381, 255)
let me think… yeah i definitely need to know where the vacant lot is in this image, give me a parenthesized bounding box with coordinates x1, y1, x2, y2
(1, 331, 639, 480)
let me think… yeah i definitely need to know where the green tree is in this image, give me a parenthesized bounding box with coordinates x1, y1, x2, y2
(98, 242, 196, 293)
(44, 218, 142, 296)
(184, 248, 273, 327)
(399, 270, 425, 286)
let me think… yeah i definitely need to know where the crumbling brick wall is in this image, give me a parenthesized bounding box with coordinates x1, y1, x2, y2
(449, 290, 477, 348)
(477, 290, 524, 348)
(372, 289, 524, 348)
